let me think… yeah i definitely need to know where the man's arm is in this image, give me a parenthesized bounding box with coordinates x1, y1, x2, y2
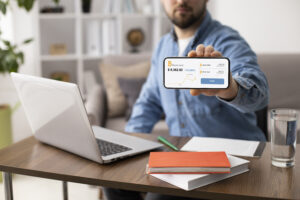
(188, 32, 269, 113)
(125, 53, 163, 133)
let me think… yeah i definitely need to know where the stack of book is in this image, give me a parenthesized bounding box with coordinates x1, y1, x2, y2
(147, 152, 249, 191)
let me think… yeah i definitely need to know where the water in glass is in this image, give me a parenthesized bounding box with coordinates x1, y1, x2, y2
(271, 110, 297, 168)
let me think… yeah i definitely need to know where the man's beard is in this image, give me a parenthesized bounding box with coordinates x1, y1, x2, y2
(169, 3, 206, 29)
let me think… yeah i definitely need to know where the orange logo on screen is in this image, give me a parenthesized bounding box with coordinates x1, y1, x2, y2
(168, 61, 172, 67)
(200, 63, 202, 67)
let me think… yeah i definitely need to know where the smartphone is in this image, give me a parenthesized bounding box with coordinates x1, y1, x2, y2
(163, 57, 230, 89)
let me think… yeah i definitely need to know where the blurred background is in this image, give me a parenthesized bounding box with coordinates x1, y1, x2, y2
(1, 0, 300, 142)
(0, 0, 300, 199)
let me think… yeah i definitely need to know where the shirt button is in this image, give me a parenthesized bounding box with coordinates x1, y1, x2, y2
(181, 123, 185, 128)
(178, 101, 182, 105)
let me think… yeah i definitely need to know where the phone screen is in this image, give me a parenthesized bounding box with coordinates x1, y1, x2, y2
(163, 57, 230, 89)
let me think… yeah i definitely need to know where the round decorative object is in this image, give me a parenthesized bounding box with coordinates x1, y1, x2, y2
(127, 28, 144, 52)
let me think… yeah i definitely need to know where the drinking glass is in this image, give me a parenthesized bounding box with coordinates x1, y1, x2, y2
(270, 109, 298, 167)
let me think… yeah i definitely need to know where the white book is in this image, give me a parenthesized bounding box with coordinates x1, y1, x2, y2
(181, 136, 265, 157)
(102, 0, 111, 14)
(102, 19, 117, 55)
(123, 0, 130, 13)
(151, 155, 249, 191)
(113, 0, 122, 14)
(86, 20, 101, 56)
(152, 0, 161, 15)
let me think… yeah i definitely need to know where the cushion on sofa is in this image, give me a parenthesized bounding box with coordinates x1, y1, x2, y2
(99, 60, 150, 117)
(118, 77, 146, 120)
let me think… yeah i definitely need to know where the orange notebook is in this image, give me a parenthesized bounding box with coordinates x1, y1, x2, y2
(147, 152, 231, 174)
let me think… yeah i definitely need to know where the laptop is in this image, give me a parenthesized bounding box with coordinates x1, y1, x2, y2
(11, 72, 163, 164)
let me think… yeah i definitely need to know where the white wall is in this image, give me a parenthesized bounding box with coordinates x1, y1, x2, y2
(208, 0, 300, 53)
(13, 2, 39, 75)
(0, 9, 14, 43)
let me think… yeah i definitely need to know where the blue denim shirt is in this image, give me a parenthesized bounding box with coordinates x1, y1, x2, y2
(125, 12, 269, 141)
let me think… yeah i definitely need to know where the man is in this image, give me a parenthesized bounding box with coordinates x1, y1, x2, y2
(104, 0, 269, 199)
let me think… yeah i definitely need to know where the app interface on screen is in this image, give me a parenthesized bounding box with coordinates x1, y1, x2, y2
(164, 58, 229, 88)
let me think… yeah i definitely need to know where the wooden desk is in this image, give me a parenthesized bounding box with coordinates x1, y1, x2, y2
(0, 133, 299, 200)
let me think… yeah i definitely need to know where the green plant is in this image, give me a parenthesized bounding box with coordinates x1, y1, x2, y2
(0, 34, 33, 73)
(0, 0, 59, 73)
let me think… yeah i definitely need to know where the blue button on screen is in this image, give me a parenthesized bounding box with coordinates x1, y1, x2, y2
(201, 78, 224, 84)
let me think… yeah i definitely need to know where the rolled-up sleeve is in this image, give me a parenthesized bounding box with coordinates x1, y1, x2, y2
(214, 28, 269, 113)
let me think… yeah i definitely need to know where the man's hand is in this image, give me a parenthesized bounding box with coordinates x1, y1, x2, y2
(187, 44, 239, 101)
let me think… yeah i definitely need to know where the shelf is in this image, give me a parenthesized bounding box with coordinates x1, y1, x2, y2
(82, 55, 103, 60)
(39, 13, 76, 19)
(37, 0, 167, 92)
(39, 13, 166, 20)
(81, 13, 164, 20)
(82, 13, 117, 19)
(41, 54, 78, 61)
(120, 13, 158, 18)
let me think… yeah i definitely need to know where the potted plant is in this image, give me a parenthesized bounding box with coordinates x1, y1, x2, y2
(82, 0, 92, 13)
(0, 0, 57, 182)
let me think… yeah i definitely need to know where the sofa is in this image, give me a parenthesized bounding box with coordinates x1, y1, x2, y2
(84, 53, 300, 142)
(84, 53, 169, 136)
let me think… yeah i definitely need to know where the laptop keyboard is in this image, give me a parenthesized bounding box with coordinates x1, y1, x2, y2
(96, 139, 132, 156)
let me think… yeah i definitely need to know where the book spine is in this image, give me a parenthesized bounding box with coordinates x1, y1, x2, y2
(147, 171, 230, 175)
